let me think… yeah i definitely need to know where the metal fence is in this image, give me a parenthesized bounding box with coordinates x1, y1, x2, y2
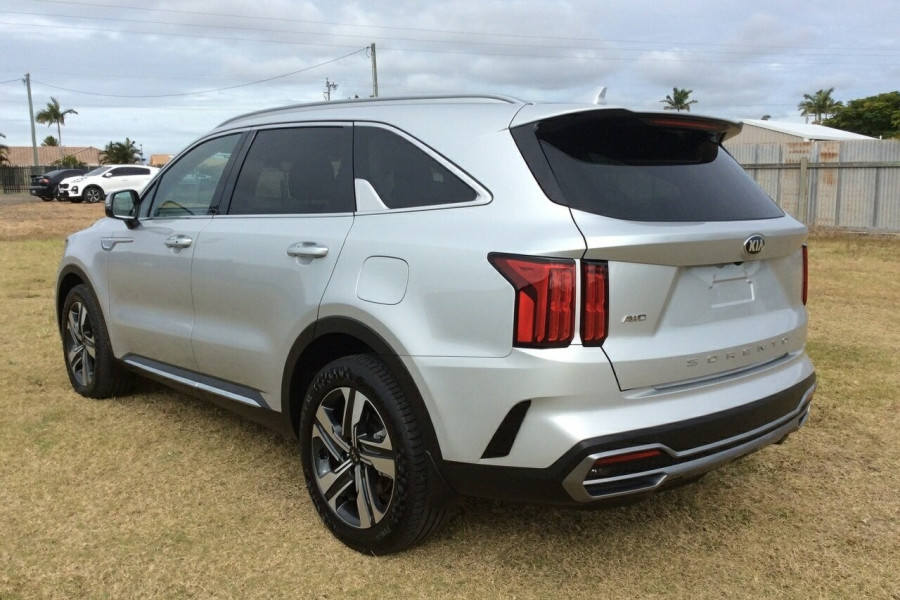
(727, 140, 900, 233)
(0, 166, 55, 193)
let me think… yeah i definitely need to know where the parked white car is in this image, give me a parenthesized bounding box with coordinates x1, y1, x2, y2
(58, 164, 159, 203)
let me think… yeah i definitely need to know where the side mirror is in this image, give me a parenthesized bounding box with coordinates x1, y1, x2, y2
(102, 172, 113, 178)
(106, 189, 140, 228)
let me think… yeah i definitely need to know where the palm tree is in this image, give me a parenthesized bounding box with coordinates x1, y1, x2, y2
(797, 88, 843, 124)
(52, 155, 88, 169)
(661, 88, 698, 112)
(100, 138, 141, 164)
(35, 97, 78, 147)
(0, 132, 8, 166)
(42, 135, 59, 147)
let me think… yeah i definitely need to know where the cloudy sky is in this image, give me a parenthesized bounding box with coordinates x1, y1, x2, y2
(2, 0, 898, 157)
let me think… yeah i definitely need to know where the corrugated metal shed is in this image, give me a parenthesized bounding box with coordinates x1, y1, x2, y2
(726, 120, 873, 145)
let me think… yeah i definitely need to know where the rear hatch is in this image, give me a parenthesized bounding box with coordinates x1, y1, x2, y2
(511, 108, 808, 390)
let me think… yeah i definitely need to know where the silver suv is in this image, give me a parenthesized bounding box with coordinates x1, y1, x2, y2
(57, 95, 816, 554)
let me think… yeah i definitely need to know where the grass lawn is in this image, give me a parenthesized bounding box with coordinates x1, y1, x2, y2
(1, 202, 897, 599)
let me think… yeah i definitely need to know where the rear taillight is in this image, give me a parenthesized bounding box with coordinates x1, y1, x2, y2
(489, 254, 575, 348)
(802, 244, 808, 305)
(581, 261, 609, 346)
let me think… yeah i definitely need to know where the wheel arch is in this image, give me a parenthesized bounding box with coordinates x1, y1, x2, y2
(282, 316, 443, 461)
(56, 265, 91, 333)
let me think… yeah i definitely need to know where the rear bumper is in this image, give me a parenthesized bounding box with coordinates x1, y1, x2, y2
(439, 372, 816, 505)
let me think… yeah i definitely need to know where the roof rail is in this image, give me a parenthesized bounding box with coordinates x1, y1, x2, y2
(218, 94, 525, 127)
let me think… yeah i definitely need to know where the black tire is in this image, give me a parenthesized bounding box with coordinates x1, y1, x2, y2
(40, 196, 54, 202)
(299, 354, 447, 554)
(61, 284, 132, 399)
(83, 186, 104, 204)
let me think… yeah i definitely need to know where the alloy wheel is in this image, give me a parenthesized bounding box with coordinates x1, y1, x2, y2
(310, 386, 396, 529)
(65, 301, 96, 388)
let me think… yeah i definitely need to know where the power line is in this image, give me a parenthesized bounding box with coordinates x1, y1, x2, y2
(5, 8, 899, 59)
(30, 47, 368, 98)
(19, 0, 900, 54)
(3, 20, 897, 67)
(0, 20, 363, 51)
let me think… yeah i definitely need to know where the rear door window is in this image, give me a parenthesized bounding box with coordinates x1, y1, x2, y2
(227, 127, 354, 215)
(512, 112, 783, 222)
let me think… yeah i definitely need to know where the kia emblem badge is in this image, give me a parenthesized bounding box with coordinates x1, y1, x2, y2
(743, 234, 765, 255)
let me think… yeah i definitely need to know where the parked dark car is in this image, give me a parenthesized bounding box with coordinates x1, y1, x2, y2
(29, 169, 88, 201)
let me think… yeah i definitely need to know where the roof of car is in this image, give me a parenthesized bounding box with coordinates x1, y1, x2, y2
(214, 95, 740, 139)
(217, 95, 527, 127)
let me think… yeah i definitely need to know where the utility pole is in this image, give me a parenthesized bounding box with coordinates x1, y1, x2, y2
(23, 73, 38, 168)
(324, 78, 338, 101)
(370, 43, 378, 98)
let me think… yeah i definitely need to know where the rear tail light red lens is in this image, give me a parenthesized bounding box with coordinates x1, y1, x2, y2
(489, 254, 575, 348)
(581, 261, 609, 346)
(802, 244, 808, 305)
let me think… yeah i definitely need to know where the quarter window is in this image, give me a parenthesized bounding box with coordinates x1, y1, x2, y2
(150, 134, 241, 218)
(228, 127, 354, 215)
(355, 126, 476, 209)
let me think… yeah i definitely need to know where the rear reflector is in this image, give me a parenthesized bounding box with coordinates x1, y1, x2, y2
(587, 448, 666, 480)
(802, 244, 808, 305)
(593, 449, 663, 467)
(489, 254, 575, 348)
(581, 261, 609, 346)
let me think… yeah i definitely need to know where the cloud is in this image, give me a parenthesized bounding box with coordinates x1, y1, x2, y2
(1, 0, 897, 152)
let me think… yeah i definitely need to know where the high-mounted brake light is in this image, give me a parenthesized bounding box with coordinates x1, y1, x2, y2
(802, 244, 808, 305)
(640, 117, 724, 132)
(581, 261, 609, 346)
(489, 254, 575, 348)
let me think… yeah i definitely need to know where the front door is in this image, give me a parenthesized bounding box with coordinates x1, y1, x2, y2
(106, 134, 243, 370)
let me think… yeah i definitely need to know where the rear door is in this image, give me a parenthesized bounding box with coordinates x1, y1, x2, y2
(189, 125, 355, 398)
(511, 110, 808, 390)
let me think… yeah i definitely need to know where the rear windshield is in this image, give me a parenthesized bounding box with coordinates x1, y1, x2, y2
(511, 113, 783, 222)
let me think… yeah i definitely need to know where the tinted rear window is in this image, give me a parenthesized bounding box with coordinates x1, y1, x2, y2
(512, 113, 783, 222)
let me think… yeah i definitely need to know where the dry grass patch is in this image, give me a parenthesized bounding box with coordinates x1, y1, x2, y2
(1, 205, 897, 599)
(0, 201, 105, 242)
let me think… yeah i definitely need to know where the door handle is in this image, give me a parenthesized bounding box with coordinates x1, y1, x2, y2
(287, 242, 329, 258)
(165, 234, 193, 249)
